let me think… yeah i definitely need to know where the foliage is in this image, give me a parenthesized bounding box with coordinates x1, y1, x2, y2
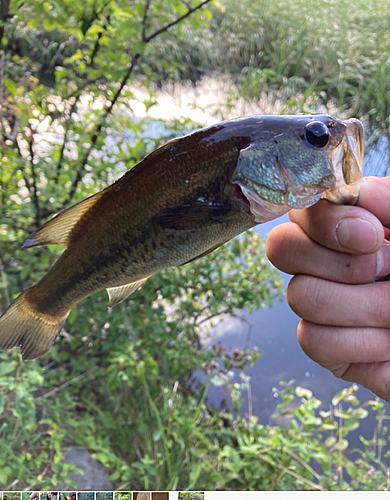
(201, 383, 390, 491)
(114, 494, 132, 500)
(96, 494, 113, 500)
(0, 230, 281, 489)
(1, 0, 390, 493)
(0, 0, 286, 491)
(178, 494, 204, 500)
(146, 0, 390, 132)
(77, 494, 94, 500)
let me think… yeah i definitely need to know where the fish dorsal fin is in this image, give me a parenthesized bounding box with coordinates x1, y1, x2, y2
(22, 191, 104, 249)
(107, 276, 150, 308)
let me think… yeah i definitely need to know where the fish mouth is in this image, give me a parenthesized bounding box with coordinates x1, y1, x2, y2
(234, 182, 294, 223)
(321, 118, 364, 205)
(233, 117, 364, 222)
(234, 178, 327, 223)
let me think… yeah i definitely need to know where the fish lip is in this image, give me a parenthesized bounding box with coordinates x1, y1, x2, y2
(345, 118, 364, 176)
(321, 118, 364, 205)
(233, 181, 323, 223)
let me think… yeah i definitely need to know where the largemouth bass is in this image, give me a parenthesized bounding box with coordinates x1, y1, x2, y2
(0, 115, 364, 360)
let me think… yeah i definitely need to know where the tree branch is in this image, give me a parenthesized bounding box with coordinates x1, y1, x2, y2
(143, 0, 213, 43)
(64, 54, 140, 205)
(89, 14, 111, 68)
(64, 0, 213, 206)
(27, 127, 41, 226)
(54, 94, 82, 181)
(14, 139, 32, 194)
(141, 0, 151, 41)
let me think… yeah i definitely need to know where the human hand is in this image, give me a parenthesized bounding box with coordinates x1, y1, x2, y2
(266, 177, 390, 401)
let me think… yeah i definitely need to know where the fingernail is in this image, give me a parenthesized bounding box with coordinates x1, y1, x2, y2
(336, 218, 379, 252)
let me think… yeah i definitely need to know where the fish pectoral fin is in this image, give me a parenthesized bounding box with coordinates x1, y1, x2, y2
(156, 203, 230, 230)
(180, 240, 229, 266)
(22, 191, 104, 248)
(107, 277, 150, 308)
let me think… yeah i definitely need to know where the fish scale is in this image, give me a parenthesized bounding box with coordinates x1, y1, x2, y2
(0, 114, 364, 360)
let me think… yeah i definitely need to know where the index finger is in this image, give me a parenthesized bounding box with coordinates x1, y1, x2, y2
(288, 176, 390, 254)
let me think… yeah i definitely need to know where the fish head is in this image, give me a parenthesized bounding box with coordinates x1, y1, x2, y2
(231, 115, 364, 222)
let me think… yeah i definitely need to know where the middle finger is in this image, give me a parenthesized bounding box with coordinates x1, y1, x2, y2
(266, 222, 390, 283)
(287, 275, 390, 328)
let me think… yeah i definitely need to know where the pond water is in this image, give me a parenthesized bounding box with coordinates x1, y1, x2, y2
(133, 79, 390, 438)
(196, 137, 389, 444)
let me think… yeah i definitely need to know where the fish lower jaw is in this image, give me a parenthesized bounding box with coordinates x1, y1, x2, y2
(321, 182, 360, 205)
(234, 182, 323, 223)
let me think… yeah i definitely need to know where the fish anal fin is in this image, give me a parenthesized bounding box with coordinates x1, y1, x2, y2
(22, 191, 104, 249)
(181, 240, 228, 266)
(107, 277, 150, 308)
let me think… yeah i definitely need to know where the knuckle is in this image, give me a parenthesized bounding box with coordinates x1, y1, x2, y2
(368, 286, 390, 327)
(339, 254, 376, 284)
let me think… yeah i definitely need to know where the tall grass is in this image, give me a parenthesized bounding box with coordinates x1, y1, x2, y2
(149, 0, 390, 130)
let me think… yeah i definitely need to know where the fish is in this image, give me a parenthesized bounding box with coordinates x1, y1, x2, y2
(0, 114, 364, 360)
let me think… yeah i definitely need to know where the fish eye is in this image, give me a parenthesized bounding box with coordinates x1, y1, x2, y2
(303, 121, 330, 149)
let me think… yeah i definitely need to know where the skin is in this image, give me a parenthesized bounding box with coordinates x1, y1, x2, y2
(266, 176, 390, 402)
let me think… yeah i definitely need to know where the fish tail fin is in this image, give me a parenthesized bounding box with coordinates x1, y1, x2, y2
(0, 290, 69, 360)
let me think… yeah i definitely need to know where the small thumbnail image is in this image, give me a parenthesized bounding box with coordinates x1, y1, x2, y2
(96, 494, 113, 500)
(22, 493, 39, 500)
(178, 494, 204, 500)
(40, 493, 59, 500)
(0, 492, 2, 500)
(133, 494, 151, 500)
(59, 494, 76, 500)
(3, 493, 21, 500)
(151, 494, 169, 500)
(77, 494, 95, 500)
(114, 493, 132, 500)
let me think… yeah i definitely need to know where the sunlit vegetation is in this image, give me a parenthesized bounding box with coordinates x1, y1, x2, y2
(0, 0, 389, 492)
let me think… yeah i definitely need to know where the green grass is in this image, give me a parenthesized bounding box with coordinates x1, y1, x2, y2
(1, 0, 390, 491)
(149, 0, 390, 130)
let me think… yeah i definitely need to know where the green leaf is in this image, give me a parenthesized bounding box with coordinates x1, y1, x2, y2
(4, 78, 17, 96)
(320, 420, 338, 430)
(345, 460, 357, 479)
(333, 439, 349, 451)
(43, 18, 56, 31)
(0, 361, 16, 377)
(296, 386, 313, 399)
(153, 429, 162, 441)
(325, 436, 337, 448)
(136, 361, 145, 381)
(353, 408, 369, 419)
(27, 18, 41, 30)
(67, 309, 78, 325)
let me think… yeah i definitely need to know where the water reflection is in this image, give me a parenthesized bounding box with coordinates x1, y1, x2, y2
(199, 140, 390, 439)
(200, 215, 375, 421)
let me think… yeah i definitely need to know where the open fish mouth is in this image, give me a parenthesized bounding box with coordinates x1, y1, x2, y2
(232, 115, 364, 223)
(321, 118, 364, 205)
(234, 181, 325, 223)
